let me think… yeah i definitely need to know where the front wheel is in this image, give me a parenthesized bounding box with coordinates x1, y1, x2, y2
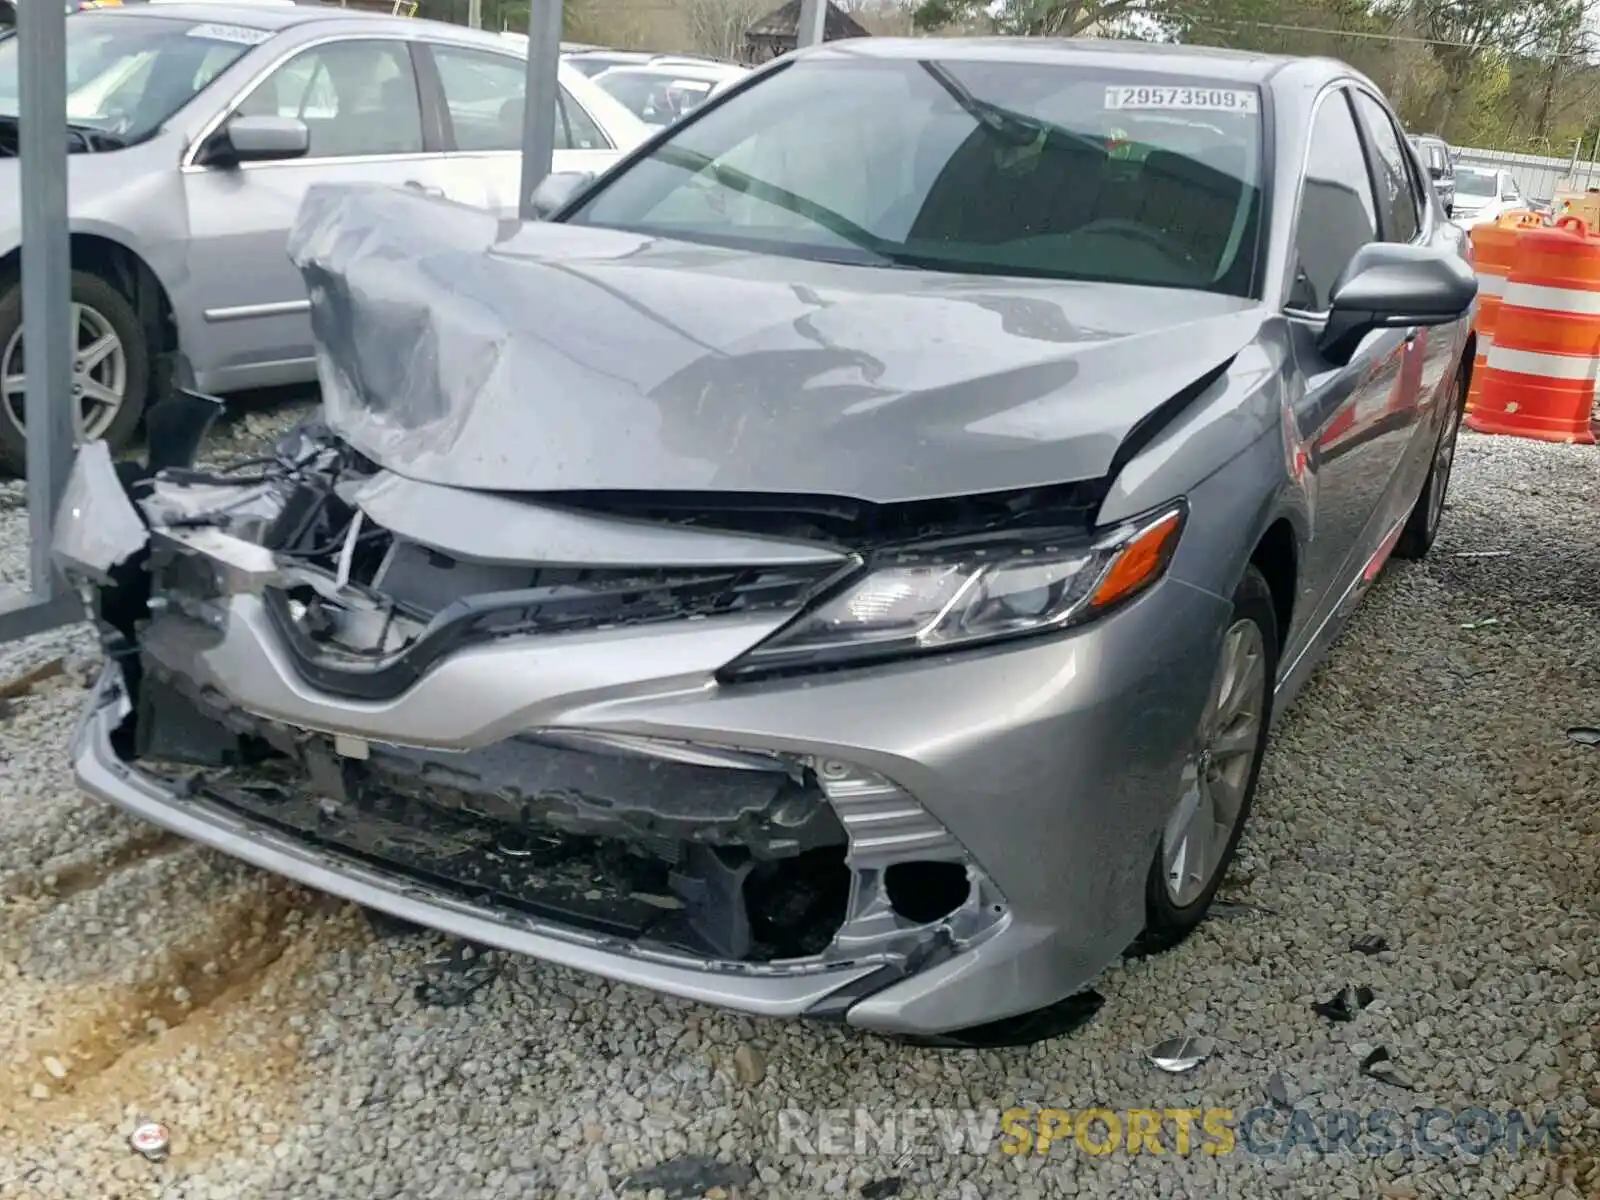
(1392, 359, 1468, 561)
(1136, 565, 1277, 953)
(0, 270, 149, 475)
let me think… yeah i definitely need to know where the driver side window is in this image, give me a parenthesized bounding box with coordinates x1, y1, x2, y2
(1290, 91, 1379, 312)
(233, 39, 422, 159)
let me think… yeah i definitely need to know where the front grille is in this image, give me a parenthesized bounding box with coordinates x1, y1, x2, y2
(259, 515, 848, 700)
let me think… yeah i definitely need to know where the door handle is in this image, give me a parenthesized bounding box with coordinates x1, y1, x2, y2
(404, 180, 446, 198)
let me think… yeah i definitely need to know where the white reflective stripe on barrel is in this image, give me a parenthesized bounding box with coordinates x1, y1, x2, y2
(1501, 281, 1600, 314)
(1477, 273, 1507, 297)
(1485, 345, 1599, 379)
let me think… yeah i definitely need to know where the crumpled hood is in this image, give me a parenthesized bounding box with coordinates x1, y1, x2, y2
(288, 183, 1267, 503)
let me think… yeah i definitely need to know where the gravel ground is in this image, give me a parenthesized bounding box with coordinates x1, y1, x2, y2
(0, 414, 1597, 1200)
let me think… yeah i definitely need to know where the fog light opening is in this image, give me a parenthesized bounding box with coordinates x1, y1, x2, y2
(884, 860, 971, 925)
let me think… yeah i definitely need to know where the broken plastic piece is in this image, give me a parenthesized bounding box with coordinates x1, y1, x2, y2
(1359, 1046, 1417, 1090)
(145, 390, 226, 474)
(621, 1154, 754, 1199)
(1312, 985, 1376, 1021)
(1566, 727, 1600, 747)
(861, 1179, 905, 1199)
(1210, 899, 1278, 919)
(1351, 934, 1388, 955)
(1148, 1035, 1215, 1073)
(128, 1121, 170, 1162)
(1266, 1070, 1291, 1109)
(51, 440, 150, 582)
(414, 943, 499, 1008)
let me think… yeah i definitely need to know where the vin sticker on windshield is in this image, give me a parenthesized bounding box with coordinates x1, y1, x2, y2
(187, 23, 273, 45)
(1104, 86, 1259, 113)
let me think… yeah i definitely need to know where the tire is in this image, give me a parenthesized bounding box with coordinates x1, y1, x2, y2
(1392, 358, 1468, 562)
(1135, 564, 1278, 954)
(0, 270, 150, 476)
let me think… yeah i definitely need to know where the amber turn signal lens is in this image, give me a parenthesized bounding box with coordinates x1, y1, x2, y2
(1089, 508, 1184, 610)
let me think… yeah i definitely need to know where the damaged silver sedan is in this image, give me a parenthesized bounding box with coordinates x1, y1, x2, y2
(53, 40, 1476, 1044)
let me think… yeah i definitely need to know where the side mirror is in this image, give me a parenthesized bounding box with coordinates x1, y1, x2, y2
(1318, 242, 1478, 366)
(528, 169, 595, 219)
(1428, 163, 1444, 180)
(201, 115, 309, 166)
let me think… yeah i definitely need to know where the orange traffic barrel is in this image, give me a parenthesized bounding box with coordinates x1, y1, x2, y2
(1466, 211, 1545, 413)
(1467, 215, 1600, 444)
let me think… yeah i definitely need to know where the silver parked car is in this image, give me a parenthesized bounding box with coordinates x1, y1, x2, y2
(0, 4, 648, 471)
(590, 61, 750, 128)
(54, 39, 1475, 1044)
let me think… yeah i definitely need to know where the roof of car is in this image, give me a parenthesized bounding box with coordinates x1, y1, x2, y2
(89, 2, 544, 46)
(596, 61, 746, 79)
(89, 2, 391, 29)
(798, 36, 1356, 86)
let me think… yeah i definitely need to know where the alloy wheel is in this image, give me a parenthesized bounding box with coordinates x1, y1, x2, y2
(1, 302, 128, 442)
(1162, 617, 1268, 908)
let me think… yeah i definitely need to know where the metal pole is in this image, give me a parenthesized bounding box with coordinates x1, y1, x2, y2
(517, 0, 561, 220)
(19, 0, 74, 605)
(796, 0, 826, 48)
(467, 0, 481, 30)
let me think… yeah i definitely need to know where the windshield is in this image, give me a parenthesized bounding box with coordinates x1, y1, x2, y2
(566, 59, 1266, 295)
(597, 70, 716, 125)
(0, 13, 259, 143)
(1456, 168, 1497, 197)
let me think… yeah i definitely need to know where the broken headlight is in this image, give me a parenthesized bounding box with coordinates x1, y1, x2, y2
(721, 503, 1185, 677)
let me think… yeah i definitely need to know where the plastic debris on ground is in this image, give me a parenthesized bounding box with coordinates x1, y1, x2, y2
(1266, 1070, 1292, 1109)
(1566, 727, 1600, 746)
(128, 1122, 170, 1162)
(1359, 1046, 1417, 1090)
(1312, 985, 1376, 1022)
(619, 1154, 755, 1198)
(860, 1179, 905, 1199)
(413, 941, 499, 1008)
(1350, 933, 1389, 955)
(1147, 1035, 1216, 1073)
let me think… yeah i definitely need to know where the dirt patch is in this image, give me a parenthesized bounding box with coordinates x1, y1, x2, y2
(0, 875, 372, 1192)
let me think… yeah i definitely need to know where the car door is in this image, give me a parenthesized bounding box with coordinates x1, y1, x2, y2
(1284, 87, 1419, 643)
(181, 35, 442, 389)
(421, 42, 622, 217)
(1349, 90, 1443, 528)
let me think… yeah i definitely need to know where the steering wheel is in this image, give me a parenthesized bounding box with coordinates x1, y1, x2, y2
(1070, 218, 1200, 270)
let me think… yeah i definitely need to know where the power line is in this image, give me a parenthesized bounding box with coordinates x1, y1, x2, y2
(1175, 16, 1591, 57)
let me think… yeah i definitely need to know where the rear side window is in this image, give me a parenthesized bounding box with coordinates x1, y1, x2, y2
(431, 44, 526, 152)
(558, 88, 610, 150)
(1290, 91, 1379, 311)
(1352, 92, 1420, 242)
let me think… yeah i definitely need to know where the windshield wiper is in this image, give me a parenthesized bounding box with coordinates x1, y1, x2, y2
(67, 122, 125, 152)
(652, 142, 902, 264)
(918, 59, 1106, 157)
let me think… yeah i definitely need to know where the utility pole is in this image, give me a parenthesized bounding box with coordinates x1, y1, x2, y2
(796, 0, 826, 48)
(517, 0, 561, 219)
(467, 0, 481, 28)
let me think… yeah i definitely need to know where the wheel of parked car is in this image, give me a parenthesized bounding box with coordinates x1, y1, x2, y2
(0, 270, 149, 475)
(1392, 359, 1469, 561)
(1138, 564, 1278, 952)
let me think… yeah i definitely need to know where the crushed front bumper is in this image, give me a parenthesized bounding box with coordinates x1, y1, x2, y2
(56, 434, 1233, 1037)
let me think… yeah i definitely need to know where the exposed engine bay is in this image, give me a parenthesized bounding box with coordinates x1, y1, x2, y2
(55, 397, 1108, 980)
